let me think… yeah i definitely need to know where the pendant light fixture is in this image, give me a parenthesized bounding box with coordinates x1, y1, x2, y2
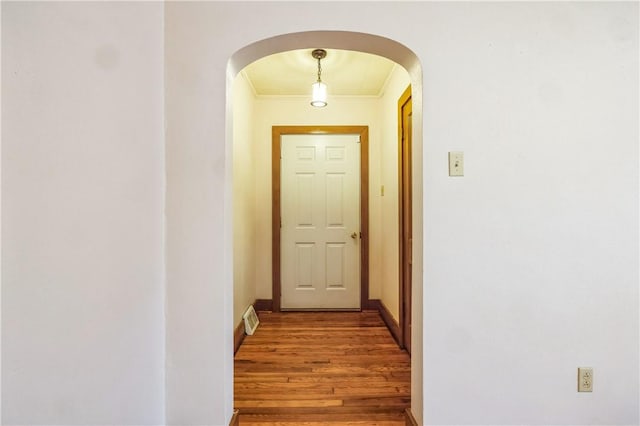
(310, 49, 328, 108)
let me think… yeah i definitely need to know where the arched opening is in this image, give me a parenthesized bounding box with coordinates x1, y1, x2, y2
(226, 30, 424, 421)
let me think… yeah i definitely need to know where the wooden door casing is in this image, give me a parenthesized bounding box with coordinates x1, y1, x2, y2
(398, 86, 412, 353)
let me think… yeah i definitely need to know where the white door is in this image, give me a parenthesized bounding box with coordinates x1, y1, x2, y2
(280, 133, 360, 309)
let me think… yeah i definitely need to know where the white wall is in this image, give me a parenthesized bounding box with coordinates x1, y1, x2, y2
(2, 2, 165, 424)
(250, 76, 412, 322)
(2, 2, 637, 426)
(252, 96, 383, 301)
(167, 2, 638, 425)
(233, 73, 257, 326)
(379, 66, 411, 321)
(421, 3, 638, 424)
(164, 3, 235, 422)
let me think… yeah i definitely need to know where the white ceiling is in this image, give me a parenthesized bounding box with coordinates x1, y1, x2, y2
(242, 49, 397, 97)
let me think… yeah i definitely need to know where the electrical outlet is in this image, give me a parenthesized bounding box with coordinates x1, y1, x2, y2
(578, 367, 593, 392)
(449, 151, 464, 176)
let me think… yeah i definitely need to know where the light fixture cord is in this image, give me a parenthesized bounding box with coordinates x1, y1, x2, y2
(317, 57, 322, 83)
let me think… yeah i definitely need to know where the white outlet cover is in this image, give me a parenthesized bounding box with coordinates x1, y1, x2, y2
(449, 151, 464, 177)
(578, 367, 593, 392)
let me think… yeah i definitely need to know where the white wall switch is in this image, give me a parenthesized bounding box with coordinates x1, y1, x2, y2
(449, 152, 464, 176)
(578, 367, 593, 392)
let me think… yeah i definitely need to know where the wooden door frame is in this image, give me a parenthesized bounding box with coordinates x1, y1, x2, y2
(272, 125, 369, 312)
(398, 86, 412, 352)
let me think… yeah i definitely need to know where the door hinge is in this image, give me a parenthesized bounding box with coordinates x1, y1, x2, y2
(357, 136, 361, 144)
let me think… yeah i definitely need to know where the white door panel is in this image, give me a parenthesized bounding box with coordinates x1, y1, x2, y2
(281, 134, 360, 309)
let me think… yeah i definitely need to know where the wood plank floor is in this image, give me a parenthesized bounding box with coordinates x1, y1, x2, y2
(234, 311, 410, 425)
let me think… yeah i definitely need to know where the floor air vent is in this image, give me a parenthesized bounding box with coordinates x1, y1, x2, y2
(243, 305, 260, 335)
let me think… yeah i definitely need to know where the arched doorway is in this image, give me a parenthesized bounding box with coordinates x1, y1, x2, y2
(226, 30, 424, 421)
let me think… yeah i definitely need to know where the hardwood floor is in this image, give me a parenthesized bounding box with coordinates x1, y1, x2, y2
(234, 311, 411, 425)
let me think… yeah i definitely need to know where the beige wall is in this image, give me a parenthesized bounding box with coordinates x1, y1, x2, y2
(232, 73, 257, 325)
(233, 64, 410, 325)
(252, 96, 383, 300)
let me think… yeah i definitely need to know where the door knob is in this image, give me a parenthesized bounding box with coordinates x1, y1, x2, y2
(350, 232, 358, 239)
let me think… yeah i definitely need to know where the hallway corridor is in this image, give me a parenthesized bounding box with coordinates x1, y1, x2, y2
(234, 311, 411, 425)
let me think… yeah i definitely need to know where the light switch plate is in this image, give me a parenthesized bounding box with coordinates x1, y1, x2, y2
(578, 367, 593, 392)
(449, 152, 464, 176)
